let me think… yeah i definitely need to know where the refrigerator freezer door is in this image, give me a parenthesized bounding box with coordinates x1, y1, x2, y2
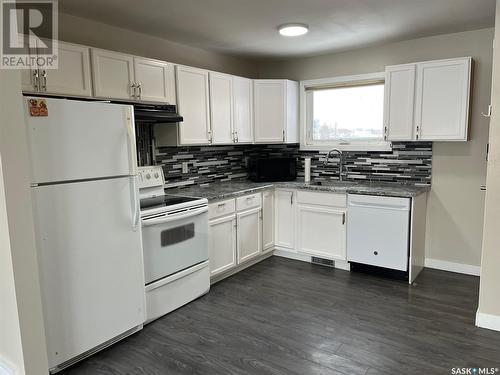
(25, 97, 137, 184)
(31, 176, 144, 369)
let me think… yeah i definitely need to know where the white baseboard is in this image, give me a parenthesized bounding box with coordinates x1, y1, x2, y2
(476, 311, 500, 332)
(273, 248, 350, 271)
(273, 248, 311, 262)
(424, 258, 480, 276)
(334, 260, 351, 271)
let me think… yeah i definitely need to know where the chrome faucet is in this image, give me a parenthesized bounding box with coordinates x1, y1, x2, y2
(324, 148, 344, 181)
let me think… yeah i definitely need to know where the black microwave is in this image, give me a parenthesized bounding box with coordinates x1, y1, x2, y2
(248, 157, 297, 182)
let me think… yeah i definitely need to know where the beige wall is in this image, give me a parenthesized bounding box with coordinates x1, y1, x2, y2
(259, 28, 494, 268)
(0, 154, 25, 374)
(59, 13, 258, 78)
(0, 70, 49, 374)
(477, 1, 500, 322)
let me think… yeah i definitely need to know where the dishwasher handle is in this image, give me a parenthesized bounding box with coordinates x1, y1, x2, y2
(348, 201, 410, 211)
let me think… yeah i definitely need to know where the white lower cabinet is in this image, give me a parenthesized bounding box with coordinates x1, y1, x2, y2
(275, 189, 296, 250)
(208, 193, 266, 280)
(297, 204, 346, 261)
(208, 214, 237, 277)
(262, 190, 274, 251)
(237, 207, 262, 263)
(295, 191, 347, 260)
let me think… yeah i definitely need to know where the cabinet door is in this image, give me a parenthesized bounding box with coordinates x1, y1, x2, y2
(209, 215, 237, 277)
(134, 57, 175, 104)
(237, 207, 262, 263)
(91, 49, 135, 100)
(262, 190, 274, 251)
(41, 41, 92, 97)
(254, 80, 285, 143)
(275, 189, 295, 250)
(175, 65, 211, 145)
(297, 204, 346, 261)
(19, 34, 38, 93)
(21, 68, 38, 93)
(209, 72, 234, 144)
(384, 64, 416, 141)
(415, 58, 471, 141)
(232, 76, 253, 143)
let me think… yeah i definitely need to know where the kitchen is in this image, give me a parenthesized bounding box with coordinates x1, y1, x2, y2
(1, 1, 500, 374)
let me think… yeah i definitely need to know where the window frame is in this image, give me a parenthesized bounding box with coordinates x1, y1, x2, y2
(299, 72, 391, 151)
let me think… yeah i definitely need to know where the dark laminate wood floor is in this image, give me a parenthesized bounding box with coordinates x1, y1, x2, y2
(61, 257, 500, 375)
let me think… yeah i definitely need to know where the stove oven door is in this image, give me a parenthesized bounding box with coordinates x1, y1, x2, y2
(141, 205, 208, 284)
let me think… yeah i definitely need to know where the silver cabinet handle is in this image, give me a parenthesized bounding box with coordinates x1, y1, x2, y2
(207, 129, 213, 143)
(290, 192, 293, 205)
(41, 70, 47, 92)
(480, 185, 487, 191)
(137, 83, 142, 99)
(482, 105, 492, 118)
(130, 83, 137, 98)
(416, 125, 420, 140)
(384, 126, 388, 141)
(33, 70, 40, 91)
(235, 131, 239, 143)
(342, 212, 346, 225)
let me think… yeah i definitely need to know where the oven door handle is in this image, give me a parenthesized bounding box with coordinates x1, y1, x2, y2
(141, 206, 208, 227)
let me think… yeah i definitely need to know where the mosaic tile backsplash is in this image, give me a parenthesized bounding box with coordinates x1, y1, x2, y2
(154, 142, 432, 189)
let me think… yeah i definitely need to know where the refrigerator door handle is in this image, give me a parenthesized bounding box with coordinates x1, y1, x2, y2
(130, 177, 140, 231)
(125, 107, 138, 175)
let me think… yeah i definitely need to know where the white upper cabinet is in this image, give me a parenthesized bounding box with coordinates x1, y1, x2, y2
(91, 49, 135, 100)
(254, 80, 298, 144)
(209, 72, 234, 144)
(415, 58, 471, 141)
(134, 57, 176, 104)
(175, 65, 212, 145)
(384, 57, 471, 142)
(232, 76, 254, 144)
(92, 49, 176, 103)
(22, 40, 92, 97)
(384, 64, 415, 141)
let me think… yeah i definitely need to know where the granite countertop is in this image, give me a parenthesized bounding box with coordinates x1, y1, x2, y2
(165, 179, 430, 202)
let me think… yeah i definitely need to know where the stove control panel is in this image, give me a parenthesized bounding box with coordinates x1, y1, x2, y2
(137, 166, 164, 190)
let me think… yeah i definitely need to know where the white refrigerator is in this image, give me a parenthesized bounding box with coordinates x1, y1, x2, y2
(25, 97, 145, 372)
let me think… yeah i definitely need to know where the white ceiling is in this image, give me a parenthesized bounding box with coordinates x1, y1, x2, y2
(60, 0, 496, 58)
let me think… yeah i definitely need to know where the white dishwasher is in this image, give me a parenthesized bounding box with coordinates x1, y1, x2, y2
(347, 194, 410, 271)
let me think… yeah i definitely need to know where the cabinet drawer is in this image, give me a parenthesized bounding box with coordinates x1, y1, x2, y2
(209, 198, 235, 219)
(236, 193, 262, 211)
(296, 190, 346, 208)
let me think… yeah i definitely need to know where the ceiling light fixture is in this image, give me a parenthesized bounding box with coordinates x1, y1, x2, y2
(278, 23, 309, 37)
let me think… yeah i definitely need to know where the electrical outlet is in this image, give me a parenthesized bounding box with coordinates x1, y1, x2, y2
(182, 162, 189, 174)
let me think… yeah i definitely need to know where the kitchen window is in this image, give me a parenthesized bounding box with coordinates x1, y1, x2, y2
(301, 73, 390, 151)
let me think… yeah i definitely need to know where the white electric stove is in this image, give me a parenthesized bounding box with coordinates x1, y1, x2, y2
(138, 166, 210, 323)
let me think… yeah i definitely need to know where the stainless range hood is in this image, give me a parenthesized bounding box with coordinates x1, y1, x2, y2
(133, 103, 183, 123)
